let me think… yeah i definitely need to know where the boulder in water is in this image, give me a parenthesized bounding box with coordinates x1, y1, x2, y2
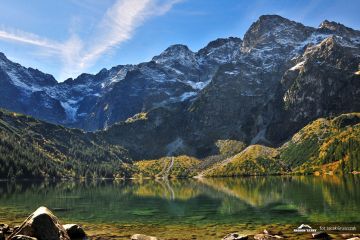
(8, 206, 70, 240)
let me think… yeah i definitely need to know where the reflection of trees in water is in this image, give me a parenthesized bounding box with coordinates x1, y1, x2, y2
(131, 179, 203, 201)
(0, 175, 359, 224)
(200, 175, 360, 222)
(199, 176, 285, 207)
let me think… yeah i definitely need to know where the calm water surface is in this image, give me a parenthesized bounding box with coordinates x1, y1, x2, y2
(0, 175, 359, 238)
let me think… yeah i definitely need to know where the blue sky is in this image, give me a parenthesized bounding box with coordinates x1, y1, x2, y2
(0, 0, 359, 81)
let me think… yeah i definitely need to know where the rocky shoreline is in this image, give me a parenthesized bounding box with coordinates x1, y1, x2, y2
(1, 207, 359, 240)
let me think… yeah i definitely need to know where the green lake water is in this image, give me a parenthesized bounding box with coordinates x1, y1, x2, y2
(0, 175, 359, 239)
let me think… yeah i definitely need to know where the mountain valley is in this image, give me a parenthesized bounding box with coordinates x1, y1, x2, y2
(0, 15, 359, 178)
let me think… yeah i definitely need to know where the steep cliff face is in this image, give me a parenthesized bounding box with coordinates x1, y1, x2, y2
(0, 53, 65, 124)
(102, 16, 360, 159)
(79, 39, 244, 130)
(0, 37, 242, 130)
(282, 36, 360, 123)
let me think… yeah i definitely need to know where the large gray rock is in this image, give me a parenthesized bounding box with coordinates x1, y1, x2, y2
(8, 206, 70, 240)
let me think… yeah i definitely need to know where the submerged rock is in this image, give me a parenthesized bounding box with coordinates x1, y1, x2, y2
(8, 206, 70, 240)
(311, 231, 330, 239)
(0, 224, 9, 231)
(63, 224, 86, 239)
(341, 233, 360, 239)
(0, 224, 10, 234)
(263, 229, 283, 236)
(222, 232, 249, 239)
(131, 234, 158, 240)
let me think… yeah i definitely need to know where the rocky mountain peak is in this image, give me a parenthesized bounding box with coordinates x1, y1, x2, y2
(319, 20, 360, 38)
(0, 52, 57, 88)
(165, 44, 191, 52)
(197, 37, 242, 63)
(27, 68, 57, 86)
(258, 14, 290, 23)
(242, 15, 312, 51)
(200, 37, 242, 52)
(0, 52, 14, 66)
(152, 44, 195, 64)
(320, 20, 350, 31)
(0, 52, 7, 61)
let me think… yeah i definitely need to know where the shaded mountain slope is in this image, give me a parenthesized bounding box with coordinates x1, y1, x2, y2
(102, 16, 360, 159)
(0, 109, 132, 179)
(0, 109, 359, 179)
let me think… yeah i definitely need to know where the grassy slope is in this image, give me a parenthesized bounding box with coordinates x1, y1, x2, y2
(200, 113, 360, 177)
(280, 113, 360, 174)
(203, 145, 287, 177)
(135, 155, 201, 178)
(0, 109, 133, 179)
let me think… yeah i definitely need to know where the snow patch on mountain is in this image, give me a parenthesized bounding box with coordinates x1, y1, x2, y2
(186, 80, 210, 90)
(6, 70, 42, 93)
(179, 91, 197, 101)
(101, 66, 135, 88)
(60, 100, 79, 122)
(294, 33, 330, 52)
(224, 70, 240, 75)
(290, 61, 305, 71)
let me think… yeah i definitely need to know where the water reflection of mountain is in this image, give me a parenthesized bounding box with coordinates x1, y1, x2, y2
(130, 179, 203, 200)
(0, 175, 359, 226)
(199, 175, 360, 222)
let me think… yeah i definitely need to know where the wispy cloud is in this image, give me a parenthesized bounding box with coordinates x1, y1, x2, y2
(77, 0, 153, 73)
(0, 0, 182, 80)
(0, 28, 60, 50)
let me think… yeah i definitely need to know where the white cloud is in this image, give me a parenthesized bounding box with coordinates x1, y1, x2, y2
(77, 0, 152, 73)
(0, 28, 60, 50)
(0, 0, 182, 80)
